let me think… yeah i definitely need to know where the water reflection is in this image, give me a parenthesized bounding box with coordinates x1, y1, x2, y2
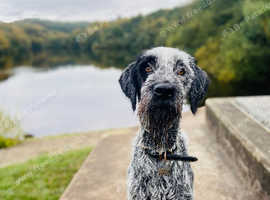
(0, 65, 137, 137)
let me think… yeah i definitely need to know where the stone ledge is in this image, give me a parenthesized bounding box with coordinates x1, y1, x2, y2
(206, 98, 270, 198)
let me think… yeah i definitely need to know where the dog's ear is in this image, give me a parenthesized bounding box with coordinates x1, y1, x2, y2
(119, 62, 138, 111)
(188, 59, 210, 114)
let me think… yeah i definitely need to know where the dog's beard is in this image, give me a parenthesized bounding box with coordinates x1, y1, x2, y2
(138, 94, 182, 150)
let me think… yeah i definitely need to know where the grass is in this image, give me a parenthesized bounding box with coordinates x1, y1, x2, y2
(0, 147, 92, 200)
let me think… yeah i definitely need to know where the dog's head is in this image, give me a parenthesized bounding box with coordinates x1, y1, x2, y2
(119, 47, 209, 138)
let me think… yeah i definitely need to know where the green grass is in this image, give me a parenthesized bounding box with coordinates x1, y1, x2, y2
(0, 147, 92, 200)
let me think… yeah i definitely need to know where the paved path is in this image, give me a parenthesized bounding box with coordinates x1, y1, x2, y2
(0, 128, 136, 168)
(182, 108, 257, 200)
(61, 128, 136, 200)
(61, 108, 258, 200)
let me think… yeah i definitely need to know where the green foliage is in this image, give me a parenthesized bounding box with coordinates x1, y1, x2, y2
(77, 0, 270, 96)
(0, 110, 23, 148)
(0, 0, 270, 96)
(0, 147, 91, 200)
(0, 136, 20, 148)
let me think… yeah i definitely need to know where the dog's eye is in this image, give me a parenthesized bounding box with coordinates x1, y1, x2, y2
(177, 69, 186, 76)
(178, 63, 185, 67)
(145, 66, 153, 73)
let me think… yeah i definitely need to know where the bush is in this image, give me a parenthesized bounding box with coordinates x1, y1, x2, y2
(0, 110, 23, 149)
(0, 136, 20, 148)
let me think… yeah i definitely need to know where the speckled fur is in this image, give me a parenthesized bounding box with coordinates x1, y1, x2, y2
(119, 47, 209, 200)
(128, 129, 194, 200)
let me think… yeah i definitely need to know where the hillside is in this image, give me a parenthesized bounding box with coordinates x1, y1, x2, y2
(14, 19, 91, 33)
(78, 0, 270, 96)
(0, 0, 270, 96)
(0, 19, 95, 68)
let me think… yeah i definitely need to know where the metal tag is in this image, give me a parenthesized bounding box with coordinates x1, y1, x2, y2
(158, 165, 171, 176)
(158, 160, 171, 176)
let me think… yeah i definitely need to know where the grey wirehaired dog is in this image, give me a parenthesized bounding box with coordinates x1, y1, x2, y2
(119, 47, 209, 200)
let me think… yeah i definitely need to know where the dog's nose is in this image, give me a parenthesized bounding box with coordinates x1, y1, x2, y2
(153, 83, 176, 98)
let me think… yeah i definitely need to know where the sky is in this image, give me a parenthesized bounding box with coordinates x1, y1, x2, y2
(0, 0, 191, 22)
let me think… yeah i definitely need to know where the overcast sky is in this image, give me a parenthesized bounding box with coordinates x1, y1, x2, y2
(0, 0, 191, 22)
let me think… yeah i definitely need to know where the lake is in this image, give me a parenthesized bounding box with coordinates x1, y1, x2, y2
(0, 65, 191, 137)
(0, 65, 138, 137)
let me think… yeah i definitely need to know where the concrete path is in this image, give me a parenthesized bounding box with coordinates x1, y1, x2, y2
(182, 108, 257, 200)
(0, 128, 136, 168)
(61, 108, 259, 200)
(61, 128, 136, 200)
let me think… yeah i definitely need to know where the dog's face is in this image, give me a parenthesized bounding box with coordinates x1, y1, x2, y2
(119, 47, 209, 136)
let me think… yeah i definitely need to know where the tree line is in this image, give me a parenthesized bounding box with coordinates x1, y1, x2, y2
(0, 0, 270, 96)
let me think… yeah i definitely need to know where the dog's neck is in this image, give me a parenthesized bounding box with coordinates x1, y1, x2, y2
(140, 121, 180, 152)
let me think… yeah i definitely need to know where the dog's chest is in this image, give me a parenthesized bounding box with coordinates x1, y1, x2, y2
(130, 157, 193, 200)
(128, 149, 193, 200)
(128, 131, 194, 200)
(128, 132, 193, 200)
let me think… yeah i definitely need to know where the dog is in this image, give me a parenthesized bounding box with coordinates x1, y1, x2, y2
(119, 47, 209, 200)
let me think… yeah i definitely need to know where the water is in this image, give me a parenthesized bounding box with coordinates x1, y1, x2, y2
(0, 65, 191, 137)
(0, 65, 137, 137)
